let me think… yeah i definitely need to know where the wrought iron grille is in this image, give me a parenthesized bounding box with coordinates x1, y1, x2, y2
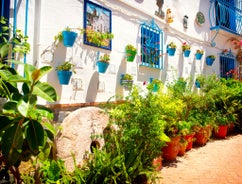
(220, 53, 235, 79)
(140, 19, 164, 69)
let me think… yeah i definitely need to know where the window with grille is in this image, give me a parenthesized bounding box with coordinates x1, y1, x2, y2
(140, 19, 164, 69)
(220, 54, 236, 79)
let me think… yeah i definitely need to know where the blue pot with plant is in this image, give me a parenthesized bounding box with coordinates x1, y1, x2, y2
(183, 50, 191, 57)
(97, 54, 110, 73)
(167, 42, 177, 56)
(56, 61, 75, 85)
(206, 55, 216, 66)
(62, 30, 78, 47)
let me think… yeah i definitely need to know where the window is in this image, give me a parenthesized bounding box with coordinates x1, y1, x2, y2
(140, 19, 164, 69)
(220, 54, 236, 79)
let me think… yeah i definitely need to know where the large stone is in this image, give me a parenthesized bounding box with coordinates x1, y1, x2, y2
(56, 106, 109, 171)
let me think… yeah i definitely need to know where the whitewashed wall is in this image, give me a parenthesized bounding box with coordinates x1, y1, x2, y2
(9, 0, 238, 105)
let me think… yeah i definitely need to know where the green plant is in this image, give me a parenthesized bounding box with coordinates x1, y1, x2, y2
(196, 49, 204, 54)
(99, 54, 110, 64)
(54, 27, 73, 43)
(84, 28, 114, 47)
(125, 44, 137, 52)
(167, 42, 177, 49)
(207, 55, 216, 59)
(0, 16, 30, 62)
(55, 61, 75, 72)
(0, 60, 57, 182)
(104, 86, 169, 182)
(182, 42, 191, 51)
(121, 73, 133, 81)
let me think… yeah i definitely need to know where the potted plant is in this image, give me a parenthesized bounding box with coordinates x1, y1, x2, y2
(213, 111, 229, 139)
(125, 44, 137, 62)
(120, 73, 133, 90)
(206, 55, 216, 66)
(96, 53, 110, 73)
(182, 42, 191, 57)
(177, 121, 195, 151)
(167, 42, 177, 56)
(56, 61, 75, 85)
(55, 27, 78, 47)
(148, 77, 163, 92)
(195, 49, 204, 60)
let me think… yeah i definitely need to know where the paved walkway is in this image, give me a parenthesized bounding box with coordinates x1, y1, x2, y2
(158, 133, 242, 184)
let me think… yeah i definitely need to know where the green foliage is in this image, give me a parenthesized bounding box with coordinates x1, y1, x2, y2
(125, 44, 137, 52)
(99, 54, 110, 63)
(0, 61, 57, 182)
(0, 16, 30, 63)
(167, 42, 177, 49)
(55, 61, 75, 72)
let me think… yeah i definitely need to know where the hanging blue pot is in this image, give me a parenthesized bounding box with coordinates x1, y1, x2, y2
(168, 48, 176, 56)
(195, 80, 201, 88)
(62, 31, 78, 47)
(57, 70, 72, 85)
(206, 57, 215, 66)
(97, 61, 109, 73)
(195, 53, 203, 60)
(183, 50, 191, 57)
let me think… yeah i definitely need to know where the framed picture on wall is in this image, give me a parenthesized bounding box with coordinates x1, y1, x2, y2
(83, 0, 113, 50)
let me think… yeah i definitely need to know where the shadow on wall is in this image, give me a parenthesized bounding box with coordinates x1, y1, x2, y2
(86, 71, 99, 102)
(115, 57, 128, 97)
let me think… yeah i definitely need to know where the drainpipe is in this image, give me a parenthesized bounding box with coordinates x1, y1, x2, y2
(23, 0, 29, 65)
(12, 0, 17, 68)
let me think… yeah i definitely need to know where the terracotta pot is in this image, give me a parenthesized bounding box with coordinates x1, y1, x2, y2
(228, 123, 235, 134)
(205, 124, 213, 140)
(152, 156, 163, 171)
(194, 127, 208, 146)
(162, 136, 181, 161)
(184, 133, 195, 151)
(178, 142, 187, 156)
(214, 125, 228, 139)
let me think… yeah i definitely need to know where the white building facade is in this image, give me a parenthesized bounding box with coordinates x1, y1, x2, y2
(1, 0, 242, 105)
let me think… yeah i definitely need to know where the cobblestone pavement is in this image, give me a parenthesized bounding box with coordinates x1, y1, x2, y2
(158, 133, 242, 184)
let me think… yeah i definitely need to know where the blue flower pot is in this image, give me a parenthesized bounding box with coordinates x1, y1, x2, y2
(57, 70, 72, 85)
(183, 50, 191, 57)
(168, 48, 176, 56)
(195, 53, 203, 60)
(62, 31, 78, 47)
(206, 57, 215, 66)
(195, 80, 201, 88)
(97, 61, 109, 73)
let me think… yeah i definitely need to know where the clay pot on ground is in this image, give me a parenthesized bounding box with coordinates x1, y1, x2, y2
(178, 139, 187, 156)
(214, 125, 228, 139)
(162, 136, 181, 161)
(184, 133, 195, 151)
(193, 126, 209, 146)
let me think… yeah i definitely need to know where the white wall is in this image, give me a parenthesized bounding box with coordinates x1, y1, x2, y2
(10, 0, 239, 105)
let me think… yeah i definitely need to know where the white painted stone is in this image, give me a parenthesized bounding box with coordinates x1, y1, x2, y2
(56, 107, 109, 171)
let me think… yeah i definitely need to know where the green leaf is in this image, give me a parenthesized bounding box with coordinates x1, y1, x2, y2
(36, 105, 54, 120)
(2, 101, 18, 115)
(0, 116, 13, 134)
(26, 120, 45, 155)
(8, 74, 28, 83)
(33, 82, 57, 102)
(33, 66, 52, 82)
(2, 123, 24, 165)
(17, 98, 30, 117)
(24, 64, 36, 82)
(48, 160, 61, 181)
(0, 43, 9, 58)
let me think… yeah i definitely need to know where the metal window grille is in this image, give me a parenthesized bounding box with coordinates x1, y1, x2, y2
(140, 19, 164, 69)
(220, 54, 235, 79)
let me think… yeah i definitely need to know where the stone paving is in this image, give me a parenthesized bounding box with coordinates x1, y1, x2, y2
(158, 133, 242, 184)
